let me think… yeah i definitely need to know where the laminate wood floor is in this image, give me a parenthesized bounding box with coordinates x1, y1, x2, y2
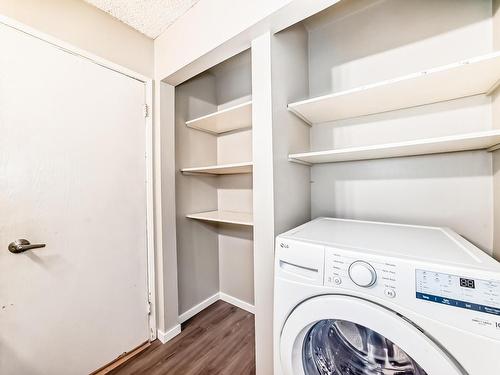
(109, 300, 256, 375)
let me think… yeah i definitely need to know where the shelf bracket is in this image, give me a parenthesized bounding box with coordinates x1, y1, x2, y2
(288, 157, 313, 166)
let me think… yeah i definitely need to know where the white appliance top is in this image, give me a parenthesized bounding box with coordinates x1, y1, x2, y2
(280, 217, 499, 270)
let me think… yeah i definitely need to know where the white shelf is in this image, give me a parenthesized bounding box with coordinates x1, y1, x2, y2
(288, 52, 500, 124)
(186, 101, 252, 134)
(288, 130, 500, 164)
(186, 210, 253, 226)
(181, 162, 253, 175)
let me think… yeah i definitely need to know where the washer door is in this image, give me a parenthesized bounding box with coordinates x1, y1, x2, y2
(280, 295, 464, 375)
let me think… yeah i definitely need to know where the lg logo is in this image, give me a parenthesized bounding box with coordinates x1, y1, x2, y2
(280, 243, 289, 249)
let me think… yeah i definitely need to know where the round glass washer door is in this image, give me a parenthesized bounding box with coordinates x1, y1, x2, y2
(280, 295, 464, 375)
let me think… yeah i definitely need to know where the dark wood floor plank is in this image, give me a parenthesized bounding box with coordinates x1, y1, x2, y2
(112, 302, 233, 375)
(109, 301, 255, 375)
(155, 307, 250, 374)
(182, 312, 254, 375)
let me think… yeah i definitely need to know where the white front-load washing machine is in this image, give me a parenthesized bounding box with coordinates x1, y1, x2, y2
(274, 217, 500, 375)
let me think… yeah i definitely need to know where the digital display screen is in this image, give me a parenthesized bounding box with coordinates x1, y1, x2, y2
(460, 278, 475, 289)
(415, 270, 500, 316)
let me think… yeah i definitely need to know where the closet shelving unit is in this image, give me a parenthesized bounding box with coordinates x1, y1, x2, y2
(183, 140, 254, 226)
(183, 100, 254, 224)
(175, 49, 255, 321)
(288, 51, 500, 164)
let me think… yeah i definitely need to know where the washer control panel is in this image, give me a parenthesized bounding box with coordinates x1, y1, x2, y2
(416, 270, 500, 316)
(320, 246, 500, 340)
(324, 247, 397, 299)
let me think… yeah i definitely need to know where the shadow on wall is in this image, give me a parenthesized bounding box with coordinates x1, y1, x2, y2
(310, 95, 492, 151)
(182, 49, 252, 116)
(305, 0, 493, 96)
(310, 150, 494, 253)
(183, 73, 218, 121)
(311, 150, 492, 180)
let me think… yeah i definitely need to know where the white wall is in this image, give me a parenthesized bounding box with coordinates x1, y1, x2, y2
(218, 223, 254, 305)
(305, 0, 496, 254)
(306, 0, 492, 97)
(311, 152, 494, 251)
(211, 50, 253, 108)
(0, 0, 153, 77)
(154, 0, 341, 84)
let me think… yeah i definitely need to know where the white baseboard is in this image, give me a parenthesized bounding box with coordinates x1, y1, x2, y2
(157, 324, 181, 344)
(219, 292, 255, 314)
(159, 293, 255, 345)
(178, 292, 220, 323)
(173, 292, 255, 340)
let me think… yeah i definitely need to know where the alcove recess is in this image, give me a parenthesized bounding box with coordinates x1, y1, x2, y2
(275, 0, 500, 259)
(175, 50, 254, 319)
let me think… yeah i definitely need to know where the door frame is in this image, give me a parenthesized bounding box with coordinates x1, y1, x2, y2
(0, 15, 158, 341)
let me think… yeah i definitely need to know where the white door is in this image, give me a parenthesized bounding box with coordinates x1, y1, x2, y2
(280, 295, 465, 375)
(0, 23, 150, 374)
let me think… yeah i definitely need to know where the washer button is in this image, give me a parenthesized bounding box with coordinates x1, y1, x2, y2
(384, 288, 396, 298)
(333, 276, 342, 285)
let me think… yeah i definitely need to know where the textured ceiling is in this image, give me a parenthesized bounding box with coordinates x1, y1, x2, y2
(84, 0, 200, 38)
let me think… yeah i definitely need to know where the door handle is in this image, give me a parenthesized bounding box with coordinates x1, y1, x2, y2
(8, 239, 46, 254)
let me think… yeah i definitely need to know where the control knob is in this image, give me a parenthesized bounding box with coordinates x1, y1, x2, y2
(348, 261, 377, 287)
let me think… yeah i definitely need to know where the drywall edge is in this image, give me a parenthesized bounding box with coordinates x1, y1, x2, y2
(155, 82, 180, 334)
(251, 32, 276, 375)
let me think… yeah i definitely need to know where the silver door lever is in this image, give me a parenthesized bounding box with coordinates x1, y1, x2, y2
(8, 239, 46, 254)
